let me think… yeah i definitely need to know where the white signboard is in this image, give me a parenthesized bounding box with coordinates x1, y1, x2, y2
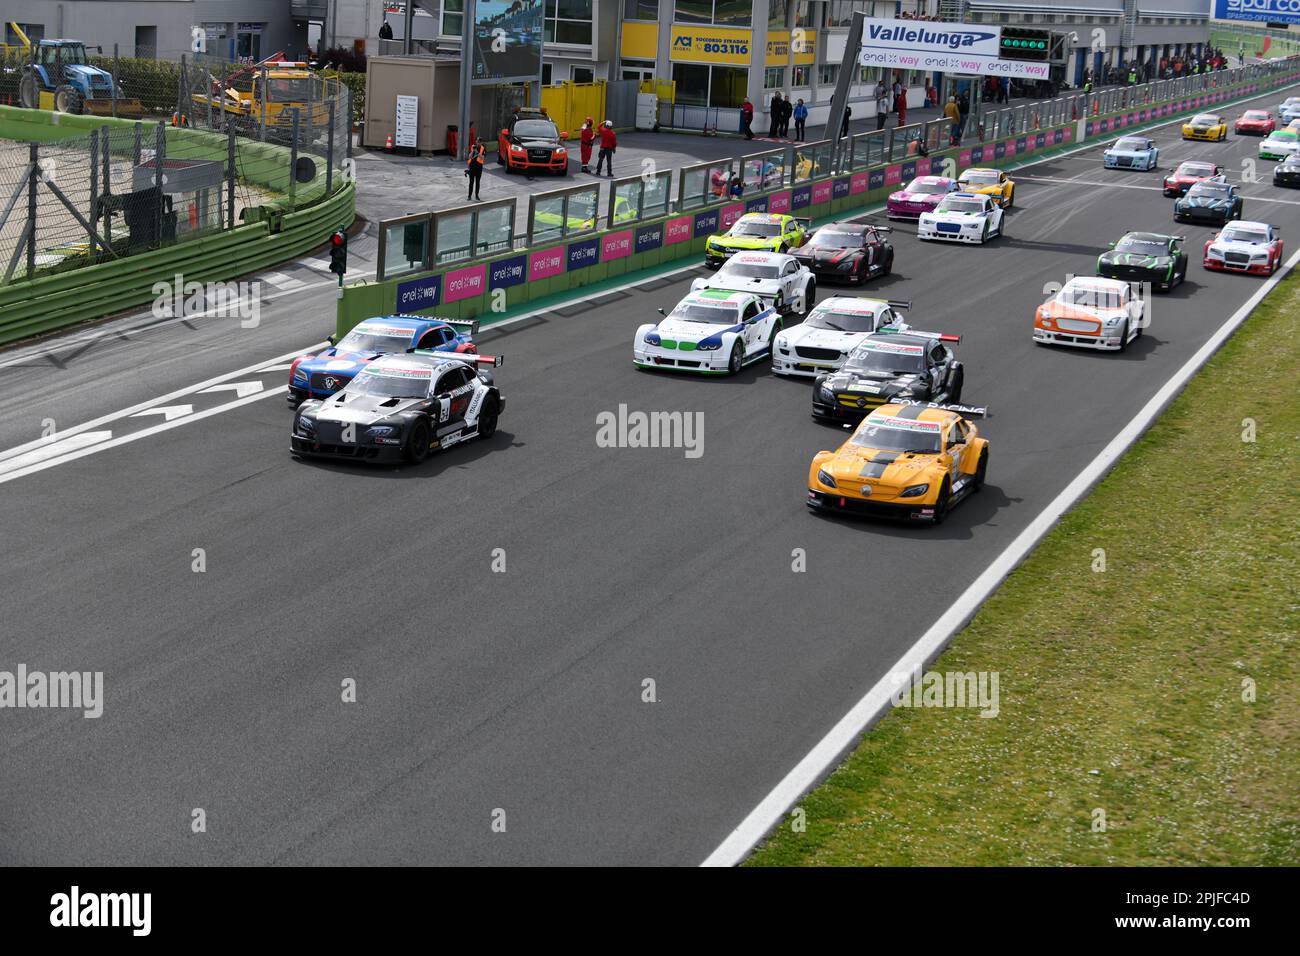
(395, 94, 418, 149)
(858, 17, 1051, 80)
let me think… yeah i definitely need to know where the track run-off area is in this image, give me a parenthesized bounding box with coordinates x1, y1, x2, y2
(3, 82, 1299, 865)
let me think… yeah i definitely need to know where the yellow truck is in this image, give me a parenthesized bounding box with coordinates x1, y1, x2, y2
(190, 59, 331, 129)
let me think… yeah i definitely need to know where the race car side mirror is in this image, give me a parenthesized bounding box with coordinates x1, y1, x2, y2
(1107, 242, 1115, 248)
(657, 308, 666, 316)
(327, 334, 337, 345)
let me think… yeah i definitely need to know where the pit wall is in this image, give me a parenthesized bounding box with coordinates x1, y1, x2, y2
(0, 105, 354, 345)
(338, 68, 1300, 340)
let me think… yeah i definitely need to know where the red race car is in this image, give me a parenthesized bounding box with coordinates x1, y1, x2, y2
(1234, 109, 1275, 136)
(1203, 221, 1284, 276)
(1162, 160, 1225, 197)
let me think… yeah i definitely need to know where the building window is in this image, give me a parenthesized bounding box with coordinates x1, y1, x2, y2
(573, 66, 594, 82)
(542, 62, 554, 84)
(671, 62, 748, 108)
(546, 0, 594, 45)
(792, 65, 810, 87)
(135, 25, 158, 59)
(793, 0, 814, 28)
(442, 0, 464, 37)
(769, 0, 789, 28)
(825, 2, 860, 28)
(674, 1, 752, 26)
(6, 22, 43, 44)
(818, 64, 838, 86)
(623, 0, 659, 20)
(764, 67, 784, 89)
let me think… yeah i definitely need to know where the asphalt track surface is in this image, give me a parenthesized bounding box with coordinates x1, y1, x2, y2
(3, 83, 1300, 865)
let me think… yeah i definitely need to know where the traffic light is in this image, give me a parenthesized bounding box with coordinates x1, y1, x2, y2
(328, 229, 348, 277)
(999, 28, 1051, 62)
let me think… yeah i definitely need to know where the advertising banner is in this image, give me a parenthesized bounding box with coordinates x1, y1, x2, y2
(858, 17, 1049, 80)
(1214, 0, 1300, 24)
(670, 25, 751, 64)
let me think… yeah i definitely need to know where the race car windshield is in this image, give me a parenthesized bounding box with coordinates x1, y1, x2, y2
(1115, 238, 1169, 256)
(806, 309, 878, 332)
(905, 179, 950, 194)
(1189, 184, 1230, 198)
(937, 199, 984, 214)
(513, 120, 558, 140)
(1244, 111, 1268, 120)
(1114, 138, 1148, 150)
(350, 369, 432, 399)
(1221, 227, 1268, 243)
(1177, 164, 1215, 176)
(670, 303, 738, 324)
(719, 262, 781, 279)
(337, 330, 414, 353)
(851, 423, 941, 454)
(730, 222, 783, 237)
(845, 347, 924, 374)
(807, 231, 862, 248)
(1059, 287, 1126, 308)
(960, 171, 1000, 185)
(1191, 115, 1218, 124)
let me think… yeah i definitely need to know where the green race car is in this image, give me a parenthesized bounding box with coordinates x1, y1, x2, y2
(704, 213, 810, 267)
(1096, 231, 1188, 292)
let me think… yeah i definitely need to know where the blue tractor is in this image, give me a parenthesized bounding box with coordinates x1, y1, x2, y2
(13, 27, 144, 117)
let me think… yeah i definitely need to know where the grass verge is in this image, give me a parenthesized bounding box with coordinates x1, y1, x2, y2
(747, 272, 1300, 866)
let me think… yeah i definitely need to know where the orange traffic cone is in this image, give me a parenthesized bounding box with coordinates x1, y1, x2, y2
(385, 132, 394, 151)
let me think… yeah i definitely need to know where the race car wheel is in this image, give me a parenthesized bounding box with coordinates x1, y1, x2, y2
(478, 397, 499, 440)
(947, 365, 964, 403)
(981, 222, 989, 244)
(727, 342, 744, 375)
(773, 292, 785, 314)
(932, 477, 952, 526)
(802, 281, 817, 315)
(1117, 320, 1131, 353)
(1005, 187, 1014, 210)
(767, 321, 782, 354)
(405, 421, 431, 464)
(973, 449, 989, 493)
(883, 249, 894, 276)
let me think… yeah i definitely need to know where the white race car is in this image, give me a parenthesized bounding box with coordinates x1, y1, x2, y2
(1203, 220, 1283, 276)
(1033, 276, 1145, 351)
(634, 289, 781, 375)
(690, 251, 816, 316)
(917, 192, 1004, 244)
(771, 296, 912, 378)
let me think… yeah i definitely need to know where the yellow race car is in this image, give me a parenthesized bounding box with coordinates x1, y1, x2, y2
(956, 167, 1015, 208)
(1182, 113, 1228, 142)
(807, 400, 989, 525)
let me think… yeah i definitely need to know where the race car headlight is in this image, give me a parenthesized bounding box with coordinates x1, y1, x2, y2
(643, 330, 661, 346)
(899, 483, 929, 498)
(295, 415, 316, 436)
(510, 143, 524, 152)
(365, 425, 396, 439)
(292, 366, 309, 383)
(838, 258, 858, 270)
(555, 147, 566, 156)
(1206, 247, 1224, 259)
(817, 468, 837, 489)
(774, 335, 789, 352)
(816, 381, 835, 401)
(1102, 315, 1126, 328)
(696, 338, 723, 352)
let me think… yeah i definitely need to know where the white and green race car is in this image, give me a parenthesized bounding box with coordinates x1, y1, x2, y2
(633, 288, 782, 375)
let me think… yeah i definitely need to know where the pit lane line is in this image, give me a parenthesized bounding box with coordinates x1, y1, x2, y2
(702, 240, 1300, 867)
(1014, 173, 1300, 203)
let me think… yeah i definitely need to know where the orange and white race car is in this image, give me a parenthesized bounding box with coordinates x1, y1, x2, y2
(1032, 276, 1145, 352)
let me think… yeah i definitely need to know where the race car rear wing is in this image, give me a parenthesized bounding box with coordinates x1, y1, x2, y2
(794, 217, 813, 231)
(394, 314, 481, 337)
(893, 399, 988, 418)
(878, 321, 960, 344)
(408, 349, 504, 367)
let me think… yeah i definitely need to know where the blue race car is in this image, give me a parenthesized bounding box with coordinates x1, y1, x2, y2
(288, 315, 478, 406)
(1103, 135, 1158, 171)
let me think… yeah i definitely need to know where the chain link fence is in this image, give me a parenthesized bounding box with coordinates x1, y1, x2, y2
(0, 52, 351, 286)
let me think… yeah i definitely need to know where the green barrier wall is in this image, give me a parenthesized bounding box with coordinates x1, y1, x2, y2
(339, 68, 1300, 340)
(0, 105, 354, 346)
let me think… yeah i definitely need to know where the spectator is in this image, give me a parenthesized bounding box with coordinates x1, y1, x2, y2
(779, 93, 792, 137)
(596, 120, 617, 176)
(769, 91, 782, 137)
(727, 173, 744, 199)
(465, 141, 485, 200)
(793, 98, 808, 141)
(895, 90, 907, 128)
(579, 117, 595, 172)
(741, 97, 754, 140)
(379, 18, 393, 41)
(876, 87, 890, 130)
(841, 104, 852, 139)
(944, 95, 961, 143)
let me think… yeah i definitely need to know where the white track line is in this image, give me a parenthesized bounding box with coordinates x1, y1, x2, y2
(701, 244, 1300, 867)
(0, 387, 288, 486)
(1016, 174, 1300, 204)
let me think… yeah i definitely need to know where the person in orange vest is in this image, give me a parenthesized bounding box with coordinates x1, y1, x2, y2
(579, 117, 595, 172)
(466, 141, 486, 200)
(596, 120, 617, 176)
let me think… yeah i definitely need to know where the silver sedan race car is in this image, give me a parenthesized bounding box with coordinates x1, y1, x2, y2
(690, 250, 817, 316)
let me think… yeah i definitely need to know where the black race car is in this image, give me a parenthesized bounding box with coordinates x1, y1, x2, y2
(291, 351, 503, 464)
(1096, 232, 1188, 292)
(812, 329, 963, 423)
(789, 223, 893, 285)
(1274, 155, 1300, 188)
(1174, 180, 1244, 227)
